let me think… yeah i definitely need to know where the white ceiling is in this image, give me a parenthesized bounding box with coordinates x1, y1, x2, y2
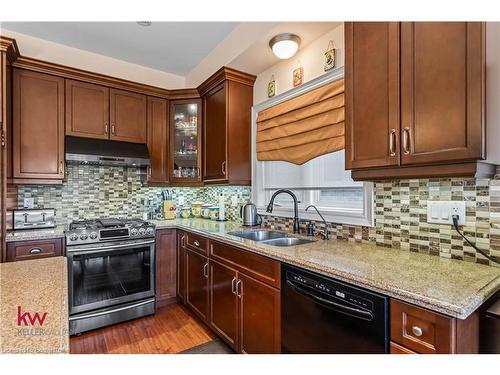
(0, 21, 238, 76)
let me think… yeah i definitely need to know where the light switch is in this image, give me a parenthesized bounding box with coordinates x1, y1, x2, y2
(178, 196, 185, 206)
(427, 201, 465, 225)
(23, 198, 34, 209)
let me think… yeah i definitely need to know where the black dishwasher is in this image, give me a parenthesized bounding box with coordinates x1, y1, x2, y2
(281, 264, 389, 353)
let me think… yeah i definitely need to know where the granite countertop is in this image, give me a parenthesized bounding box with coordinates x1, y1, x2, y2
(5, 225, 66, 242)
(0, 256, 69, 354)
(153, 218, 500, 319)
(6, 219, 500, 320)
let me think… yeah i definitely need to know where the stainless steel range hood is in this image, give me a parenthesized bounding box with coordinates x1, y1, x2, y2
(65, 136, 150, 167)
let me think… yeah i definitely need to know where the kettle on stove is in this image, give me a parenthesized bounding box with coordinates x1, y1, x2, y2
(240, 203, 262, 226)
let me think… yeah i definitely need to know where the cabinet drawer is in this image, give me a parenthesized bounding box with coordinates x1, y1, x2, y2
(209, 240, 280, 289)
(185, 232, 208, 255)
(390, 342, 417, 354)
(390, 299, 454, 354)
(7, 239, 64, 262)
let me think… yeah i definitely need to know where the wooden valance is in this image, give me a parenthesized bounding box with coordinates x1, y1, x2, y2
(256, 78, 345, 165)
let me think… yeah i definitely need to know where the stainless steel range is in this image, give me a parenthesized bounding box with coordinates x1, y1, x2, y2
(65, 218, 156, 335)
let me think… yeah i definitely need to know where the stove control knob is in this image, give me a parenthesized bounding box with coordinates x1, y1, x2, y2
(131, 228, 138, 236)
(69, 234, 78, 241)
(146, 227, 154, 236)
(89, 232, 98, 240)
(139, 228, 146, 235)
(80, 233, 88, 240)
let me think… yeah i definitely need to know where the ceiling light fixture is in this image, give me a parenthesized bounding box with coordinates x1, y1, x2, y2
(269, 33, 301, 59)
(137, 21, 152, 27)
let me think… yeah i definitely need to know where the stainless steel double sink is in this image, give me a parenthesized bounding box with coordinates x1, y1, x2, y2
(228, 230, 314, 247)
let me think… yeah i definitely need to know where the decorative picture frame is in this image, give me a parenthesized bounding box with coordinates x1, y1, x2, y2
(324, 40, 336, 71)
(293, 66, 303, 87)
(268, 75, 276, 97)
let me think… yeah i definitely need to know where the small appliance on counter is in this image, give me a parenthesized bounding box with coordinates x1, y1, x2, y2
(13, 208, 56, 230)
(240, 203, 262, 226)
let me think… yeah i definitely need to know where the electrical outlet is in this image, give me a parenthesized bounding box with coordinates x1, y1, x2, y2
(178, 196, 185, 206)
(427, 201, 466, 225)
(23, 198, 34, 209)
(231, 195, 238, 207)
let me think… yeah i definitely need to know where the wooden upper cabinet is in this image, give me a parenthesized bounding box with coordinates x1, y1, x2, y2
(65, 80, 109, 140)
(147, 96, 169, 184)
(199, 67, 256, 185)
(13, 69, 64, 181)
(400, 22, 485, 165)
(110, 88, 147, 144)
(345, 22, 401, 170)
(203, 82, 227, 182)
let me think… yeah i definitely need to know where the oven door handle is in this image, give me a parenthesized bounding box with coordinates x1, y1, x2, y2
(67, 240, 155, 254)
(286, 279, 374, 321)
(69, 298, 155, 321)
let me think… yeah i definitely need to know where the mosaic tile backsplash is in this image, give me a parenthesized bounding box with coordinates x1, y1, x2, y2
(262, 178, 500, 266)
(15, 164, 500, 266)
(16, 164, 251, 225)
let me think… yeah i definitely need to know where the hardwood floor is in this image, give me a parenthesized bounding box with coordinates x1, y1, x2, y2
(70, 303, 217, 354)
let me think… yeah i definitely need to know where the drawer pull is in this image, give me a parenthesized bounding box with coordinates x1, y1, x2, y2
(193, 240, 200, 247)
(411, 325, 423, 337)
(236, 279, 242, 298)
(29, 247, 43, 254)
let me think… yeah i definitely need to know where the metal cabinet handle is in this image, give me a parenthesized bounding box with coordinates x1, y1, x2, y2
(147, 166, 152, 180)
(389, 129, 396, 157)
(221, 161, 226, 176)
(181, 235, 186, 248)
(411, 325, 423, 337)
(236, 279, 242, 298)
(403, 127, 410, 155)
(231, 277, 237, 295)
(105, 123, 109, 134)
(111, 124, 116, 135)
(59, 161, 64, 174)
(193, 240, 200, 247)
(203, 262, 209, 278)
(29, 247, 42, 254)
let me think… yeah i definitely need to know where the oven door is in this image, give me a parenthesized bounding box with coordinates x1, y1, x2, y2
(67, 239, 155, 315)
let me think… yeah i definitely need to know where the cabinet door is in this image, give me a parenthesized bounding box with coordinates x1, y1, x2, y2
(169, 99, 202, 185)
(203, 82, 227, 182)
(401, 22, 485, 165)
(156, 229, 177, 306)
(110, 88, 147, 144)
(239, 273, 280, 354)
(185, 248, 209, 322)
(13, 69, 64, 180)
(345, 22, 400, 169)
(177, 231, 186, 303)
(147, 96, 169, 184)
(209, 259, 238, 350)
(66, 80, 109, 140)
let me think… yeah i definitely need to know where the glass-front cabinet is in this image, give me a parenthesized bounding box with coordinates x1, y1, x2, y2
(169, 99, 202, 185)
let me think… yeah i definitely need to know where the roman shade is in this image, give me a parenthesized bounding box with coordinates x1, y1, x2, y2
(256, 78, 345, 165)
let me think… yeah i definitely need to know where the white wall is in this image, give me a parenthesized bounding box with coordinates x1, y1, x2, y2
(253, 23, 344, 105)
(0, 29, 186, 89)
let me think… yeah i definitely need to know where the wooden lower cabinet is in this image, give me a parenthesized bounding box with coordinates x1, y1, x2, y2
(185, 248, 209, 322)
(209, 259, 239, 350)
(239, 273, 280, 354)
(6, 238, 63, 262)
(178, 232, 281, 353)
(390, 299, 479, 354)
(155, 229, 177, 307)
(177, 231, 186, 303)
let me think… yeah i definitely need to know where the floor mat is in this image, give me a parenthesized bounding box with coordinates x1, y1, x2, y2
(179, 339, 234, 354)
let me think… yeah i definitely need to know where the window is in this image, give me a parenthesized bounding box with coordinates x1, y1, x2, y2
(251, 70, 374, 227)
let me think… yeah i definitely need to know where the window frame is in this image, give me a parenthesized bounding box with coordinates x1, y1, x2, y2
(251, 67, 374, 227)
